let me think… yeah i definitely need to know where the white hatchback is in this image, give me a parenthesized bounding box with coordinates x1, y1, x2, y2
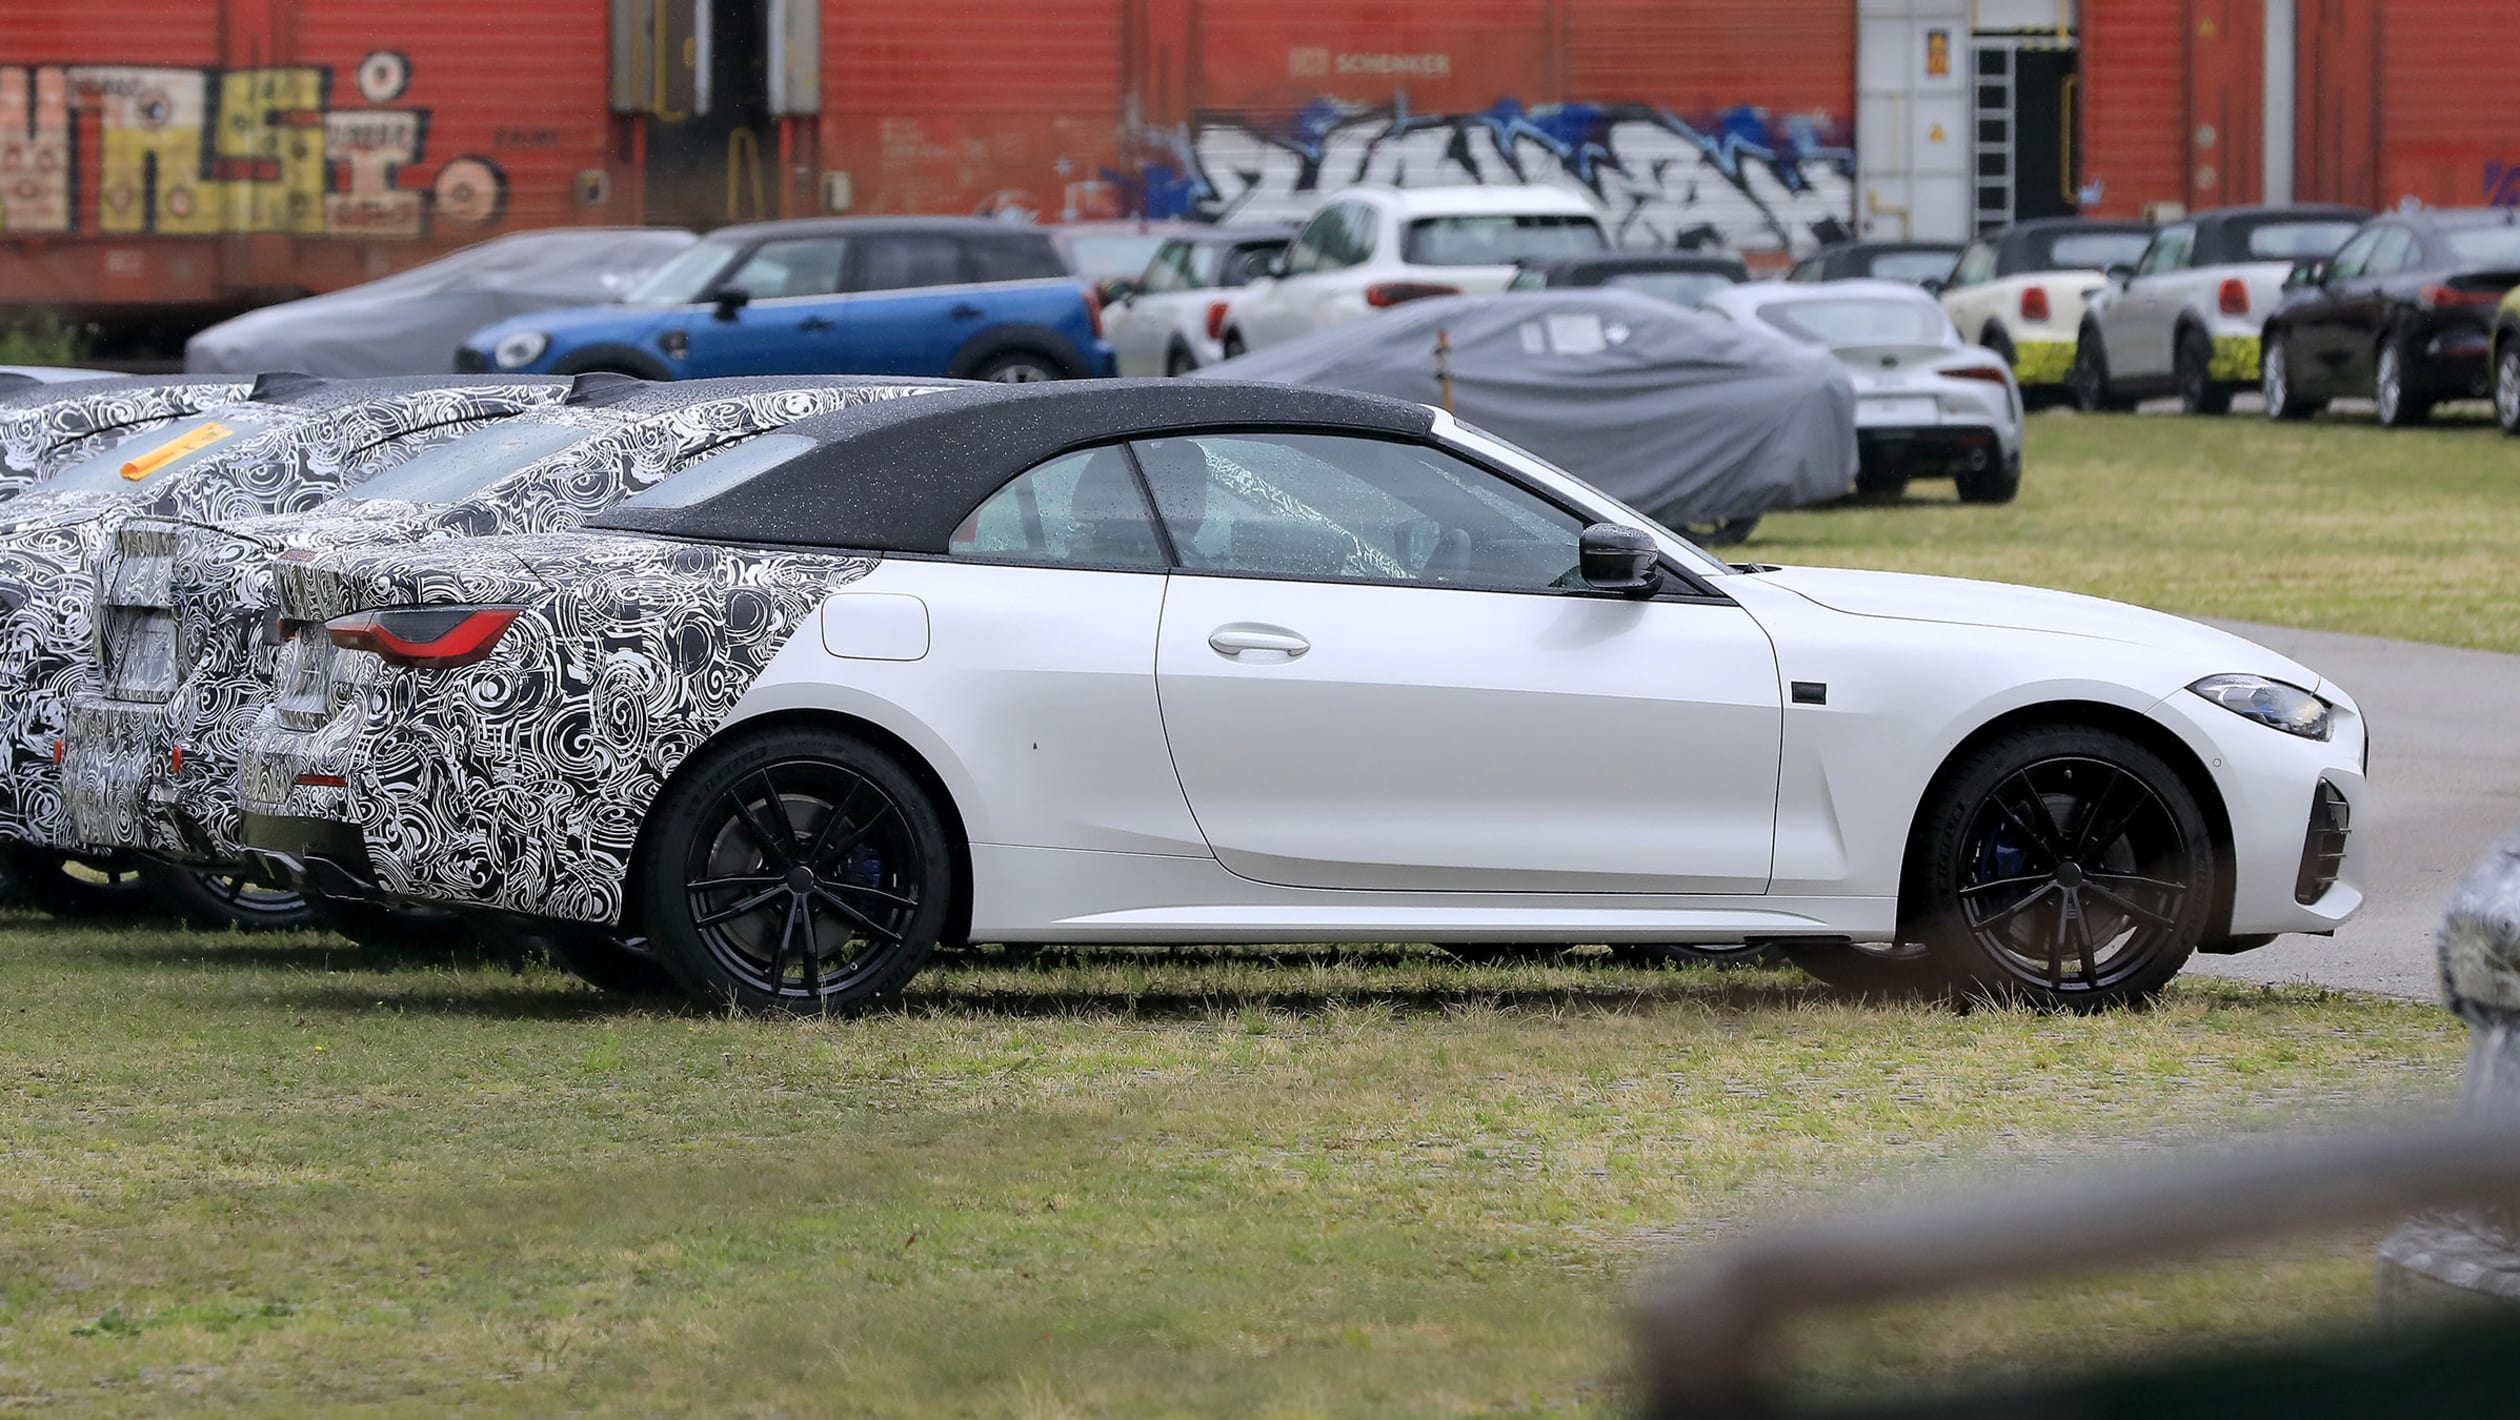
(1219, 185, 1607, 354)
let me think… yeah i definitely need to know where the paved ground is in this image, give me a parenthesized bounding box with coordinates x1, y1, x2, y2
(2185, 619, 2520, 999)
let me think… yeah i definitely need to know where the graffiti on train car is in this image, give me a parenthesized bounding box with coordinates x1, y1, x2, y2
(1134, 98, 1854, 252)
(0, 55, 503, 239)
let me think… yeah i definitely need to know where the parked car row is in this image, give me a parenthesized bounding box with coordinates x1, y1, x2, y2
(0, 372, 2363, 1016)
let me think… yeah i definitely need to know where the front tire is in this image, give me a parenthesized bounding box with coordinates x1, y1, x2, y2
(2175, 326, 2233, 415)
(135, 858, 310, 931)
(2497, 341, 2520, 437)
(1163, 343, 1198, 377)
(2262, 335, 2324, 421)
(1954, 450, 2021, 505)
(1901, 726, 2214, 1012)
(642, 728, 952, 1015)
(2375, 339, 2431, 427)
(2069, 327, 2137, 413)
(1219, 331, 1248, 360)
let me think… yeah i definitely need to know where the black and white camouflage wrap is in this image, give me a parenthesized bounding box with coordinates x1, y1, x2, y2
(68, 383, 933, 864)
(238, 530, 876, 924)
(1, 383, 567, 849)
(0, 381, 254, 497)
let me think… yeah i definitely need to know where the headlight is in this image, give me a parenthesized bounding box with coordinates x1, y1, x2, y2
(2188, 673, 2332, 741)
(491, 331, 550, 369)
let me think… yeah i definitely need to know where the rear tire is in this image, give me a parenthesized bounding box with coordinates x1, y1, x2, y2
(1163, 343, 1198, 377)
(2497, 341, 2520, 437)
(0, 845, 154, 920)
(135, 858, 310, 931)
(1853, 462, 1910, 501)
(1954, 450, 2021, 505)
(972, 351, 1064, 383)
(2176, 325, 2234, 415)
(1220, 331, 1248, 360)
(641, 727, 953, 1016)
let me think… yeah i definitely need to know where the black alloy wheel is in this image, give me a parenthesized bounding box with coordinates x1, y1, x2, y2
(135, 857, 311, 930)
(644, 728, 951, 1015)
(2069, 328, 2137, 413)
(0, 845, 154, 920)
(1164, 343, 1198, 377)
(2262, 335, 2323, 421)
(975, 351, 1063, 383)
(2375, 338, 2432, 428)
(1911, 727, 2213, 1011)
(2497, 341, 2520, 437)
(1954, 449, 2021, 505)
(2175, 326, 2233, 415)
(1219, 331, 1247, 360)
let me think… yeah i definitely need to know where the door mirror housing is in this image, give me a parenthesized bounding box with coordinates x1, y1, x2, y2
(1098, 276, 1141, 306)
(2105, 264, 2135, 288)
(709, 287, 753, 322)
(1578, 523, 1662, 596)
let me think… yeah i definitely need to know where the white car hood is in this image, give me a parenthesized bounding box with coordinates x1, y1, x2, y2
(1751, 564, 2332, 692)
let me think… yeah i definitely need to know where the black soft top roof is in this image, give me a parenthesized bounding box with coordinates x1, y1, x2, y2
(558, 372, 963, 413)
(2190, 204, 2371, 265)
(588, 378, 1436, 553)
(1523, 252, 1750, 283)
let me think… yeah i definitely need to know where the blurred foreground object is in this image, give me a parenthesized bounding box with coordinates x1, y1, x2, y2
(2378, 830, 2520, 1313)
(1639, 1119, 2520, 1419)
(184, 229, 696, 377)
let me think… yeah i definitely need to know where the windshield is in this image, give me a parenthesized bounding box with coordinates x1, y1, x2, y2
(1065, 234, 1169, 281)
(2044, 231, 2153, 270)
(1864, 249, 1960, 283)
(1403, 214, 1606, 267)
(1756, 297, 1949, 347)
(39, 411, 280, 495)
(340, 420, 594, 504)
(621, 236, 741, 305)
(607, 432, 816, 512)
(1438, 418, 1733, 580)
(2247, 220, 2361, 259)
(1601, 270, 1737, 307)
(2446, 226, 2520, 266)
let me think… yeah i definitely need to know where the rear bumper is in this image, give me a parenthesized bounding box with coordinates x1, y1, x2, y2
(2009, 338, 2076, 386)
(2206, 334, 2263, 383)
(239, 810, 376, 898)
(1857, 425, 2007, 478)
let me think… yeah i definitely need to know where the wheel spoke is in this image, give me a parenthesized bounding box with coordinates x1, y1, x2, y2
(813, 886, 904, 943)
(2085, 883, 2182, 932)
(797, 894, 824, 996)
(808, 800, 897, 875)
(1959, 872, 2051, 898)
(819, 880, 920, 910)
(724, 776, 799, 864)
(1988, 774, 2066, 866)
(764, 894, 799, 990)
(687, 873, 781, 893)
(692, 883, 782, 927)
(2086, 870, 2186, 895)
(1974, 880, 2057, 929)
(2048, 890, 2071, 989)
(2070, 890, 2102, 983)
(2073, 770, 2154, 859)
(798, 778, 865, 866)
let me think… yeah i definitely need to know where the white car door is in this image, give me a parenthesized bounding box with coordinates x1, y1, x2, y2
(1136, 429, 1784, 895)
(2109, 223, 2195, 380)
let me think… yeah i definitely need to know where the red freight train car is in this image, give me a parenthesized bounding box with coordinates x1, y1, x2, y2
(1, 0, 1860, 350)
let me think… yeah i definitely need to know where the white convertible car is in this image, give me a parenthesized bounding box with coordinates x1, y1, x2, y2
(237, 381, 2362, 1015)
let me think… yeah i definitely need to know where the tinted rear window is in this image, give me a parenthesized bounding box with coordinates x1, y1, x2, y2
(340, 420, 592, 504)
(608, 433, 817, 512)
(2017, 230, 2153, 273)
(1402, 214, 1606, 267)
(2246, 220, 2361, 259)
(964, 234, 1066, 283)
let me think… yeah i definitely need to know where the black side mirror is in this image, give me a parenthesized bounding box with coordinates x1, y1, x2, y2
(1099, 277, 1140, 306)
(710, 287, 752, 322)
(1918, 276, 1947, 295)
(1579, 523, 1662, 595)
(2106, 264, 2135, 288)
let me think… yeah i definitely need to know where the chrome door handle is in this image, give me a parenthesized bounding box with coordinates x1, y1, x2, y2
(1207, 624, 1309, 660)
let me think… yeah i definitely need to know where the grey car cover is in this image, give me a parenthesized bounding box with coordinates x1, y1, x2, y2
(1201, 290, 1858, 525)
(184, 228, 696, 378)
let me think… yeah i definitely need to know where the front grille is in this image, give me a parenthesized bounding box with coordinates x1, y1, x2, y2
(2295, 779, 2351, 905)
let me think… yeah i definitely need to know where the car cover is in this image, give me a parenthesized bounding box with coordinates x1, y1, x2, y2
(1200, 289, 1858, 525)
(184, 227, 696, 377)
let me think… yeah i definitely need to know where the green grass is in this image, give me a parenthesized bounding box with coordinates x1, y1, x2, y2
(1757, 409, 2520, 652)
(0, 316, 92, 368)
(0, 917, 2465, 1415)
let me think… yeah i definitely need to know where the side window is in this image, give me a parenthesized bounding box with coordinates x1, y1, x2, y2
(2325, 229, 2380, 281)
(1308, 205, 1359, 270)
(853, 235, 963, 292)
(1281, 211, 1336, 276)
(964, 234, 1064, 283)
(1140, 242, 1190, 294)
(947, 446, 1168, 569)
(1131, 431, 1588, 593)
(1950, 242, 1997, 288)
(1341, 204, 1380, 265)
(1219, 242, 1283, 286)
(1788, 256, 1822, 282)
(2134, 226, 2192, 277)
(724, 238, 849, 299)
(2366, 227, 2415, 276)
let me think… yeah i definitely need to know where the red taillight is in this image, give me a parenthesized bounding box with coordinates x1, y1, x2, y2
(2218, 277, 2250, 316)
(1080, 284, 1103, 339)
(1364, 281, 1460, 308)
(325, 606, 521, 669)
(1206, 300, 1231, 342)
(2419, 283, 2504, 308)
(1943, 365, 2011, 385)
(2019, 285, 2051, 322)
(295, 773, 348, 789)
